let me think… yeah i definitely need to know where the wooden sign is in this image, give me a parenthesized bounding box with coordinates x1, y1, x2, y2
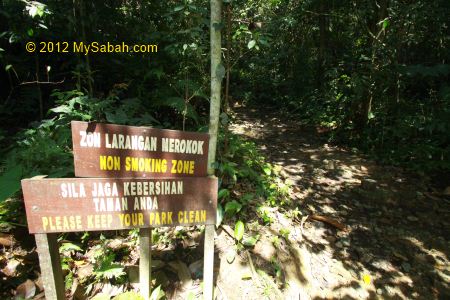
(21, 177, 217, 234)
(71, 121, 209, 178)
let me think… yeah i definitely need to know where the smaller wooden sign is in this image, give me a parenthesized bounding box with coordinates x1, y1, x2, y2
(21, 177, 217, 234)
(71, 121, 210, 178)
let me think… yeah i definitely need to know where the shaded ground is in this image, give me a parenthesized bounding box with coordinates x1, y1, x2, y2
(1, 105, 449, 299)
(215, 105, 450, 300)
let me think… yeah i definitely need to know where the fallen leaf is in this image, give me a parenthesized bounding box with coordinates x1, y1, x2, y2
(226, 250, 236, 264)
(0, 233, 14, 247)
(2, 258, 21, 276)
(16, 279, 36, 299)
(77, 263, 94, 279)
(362, 273, 371, 285)
(34, 276, 43, 291)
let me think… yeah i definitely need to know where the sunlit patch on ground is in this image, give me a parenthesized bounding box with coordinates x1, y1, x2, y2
(224, 106, 450, 300)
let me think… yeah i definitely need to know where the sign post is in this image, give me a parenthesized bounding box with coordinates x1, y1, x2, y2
(21, 122, 217, 299)
(139, 228, 152, 299)
(34, 233, 65, 300)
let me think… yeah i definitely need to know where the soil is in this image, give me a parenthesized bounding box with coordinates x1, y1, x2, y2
(212, 105, 450, 300)
(1, 105, 449, 300)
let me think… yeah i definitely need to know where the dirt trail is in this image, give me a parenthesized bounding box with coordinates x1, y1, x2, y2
(215, 106, 450, 300)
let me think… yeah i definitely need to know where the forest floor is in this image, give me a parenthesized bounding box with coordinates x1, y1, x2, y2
(212, 105, 450, 300)
(1, 105, 449, 300)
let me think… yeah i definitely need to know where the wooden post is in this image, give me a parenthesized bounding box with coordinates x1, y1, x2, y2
(34, 233, 65, 300)
(204, 0, 222, 299)
(139, 228, 152, 299)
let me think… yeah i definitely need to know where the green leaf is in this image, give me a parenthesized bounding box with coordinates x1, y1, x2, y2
(174, 5, 184, 12)
(95, 262, 125, 280)
(216, 203, 224, 227)
(241, 193, 253, 204)
(263, 164, 271, 176)
(382, 19, 389, 29)
(0, 166, 23, 203)
(5, 64, 12, 71)
(38, 23, 48, 29)
(149, 285, 164, 300)
(218, 188, 229, 199)
(49, 105, 72, 114)
(225, 200, 242, 214)
(242, 234, 260, 247)
(59, 242, 82, 253)
(247, 40, 256, 49)
(27, 28, 34, 37)
(234, 220, 245, 241)
(105, 109, 128, 124)
(28, 5, 38, 17)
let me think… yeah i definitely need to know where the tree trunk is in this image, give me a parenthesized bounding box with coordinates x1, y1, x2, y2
(355, 0, 389, 132)
(204, 1, 222, 299)
(317, 0, 327, 90)
(224, 3, 232, 112)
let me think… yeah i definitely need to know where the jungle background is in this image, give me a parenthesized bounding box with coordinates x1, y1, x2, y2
(0, 0, 449, 299)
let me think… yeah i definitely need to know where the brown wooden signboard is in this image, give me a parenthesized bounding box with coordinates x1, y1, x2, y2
(71, 121, 209, 178)
(21, 177, 217, 234)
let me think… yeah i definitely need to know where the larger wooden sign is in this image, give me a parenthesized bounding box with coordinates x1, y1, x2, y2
(71, 121, 209, 178)
(21, 177, 217, 234)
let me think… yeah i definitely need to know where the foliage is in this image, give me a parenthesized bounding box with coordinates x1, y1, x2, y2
(234, 0, 450, 173)
(0, 0, 449, 296)
(234, 220, 245, 241)
(215, 132, 291, 229)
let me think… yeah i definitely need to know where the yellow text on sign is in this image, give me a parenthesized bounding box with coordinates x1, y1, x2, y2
(42, 216, 82, 231)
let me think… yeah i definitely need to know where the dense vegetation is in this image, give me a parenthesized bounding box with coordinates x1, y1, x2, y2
(0, 0, 449, 298)
(1, 0, 449, 180)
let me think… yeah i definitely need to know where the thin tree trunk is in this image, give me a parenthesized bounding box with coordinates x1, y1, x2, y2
(78, 0, 93, 96)
(357, 0, 389, 131)
(224, 3, 232, 112)
(35, 55, 43, 120)
(204, 1, 222, 299)
(317, 0, 327, 90)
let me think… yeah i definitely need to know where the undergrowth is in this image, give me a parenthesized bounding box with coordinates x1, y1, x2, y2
(0, 90, 291, 298)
